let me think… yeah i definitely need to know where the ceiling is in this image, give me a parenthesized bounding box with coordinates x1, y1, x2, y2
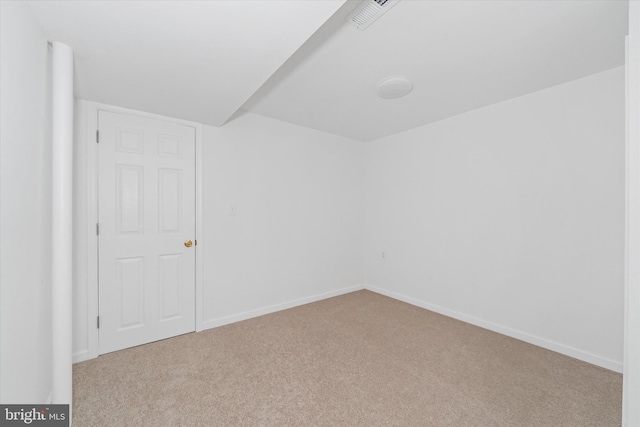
(26, 0, 347, 126)
(26, 0, 628, 142)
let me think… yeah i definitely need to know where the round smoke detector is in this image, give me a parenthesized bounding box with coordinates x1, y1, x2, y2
(377, 76, 413, 99)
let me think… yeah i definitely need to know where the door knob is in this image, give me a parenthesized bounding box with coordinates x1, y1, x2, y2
(184, 240, 193, 248)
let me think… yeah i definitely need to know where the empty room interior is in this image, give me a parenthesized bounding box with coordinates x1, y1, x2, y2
(1, 0, 640, 426)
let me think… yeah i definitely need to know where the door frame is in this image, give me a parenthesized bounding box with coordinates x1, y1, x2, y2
(83, 101, 204, 360)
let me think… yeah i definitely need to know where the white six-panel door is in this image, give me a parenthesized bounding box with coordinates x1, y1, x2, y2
(98, 110, 196, 354)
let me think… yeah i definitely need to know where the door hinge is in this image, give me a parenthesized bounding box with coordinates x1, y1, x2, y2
(96, 129, 100, 143)
(96, 223, 99, 236)
(97, 316, 100, 329)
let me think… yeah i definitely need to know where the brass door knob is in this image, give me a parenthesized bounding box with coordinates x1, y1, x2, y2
(184, 240, 193, 248)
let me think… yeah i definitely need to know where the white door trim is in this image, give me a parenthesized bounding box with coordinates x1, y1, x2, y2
(84, 101, 204, 361)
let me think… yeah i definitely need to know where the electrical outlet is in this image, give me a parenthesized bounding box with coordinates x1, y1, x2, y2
(229, 203, 237, 216)
(381, 251, 386, 260)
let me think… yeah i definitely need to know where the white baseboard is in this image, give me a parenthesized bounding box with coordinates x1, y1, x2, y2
(365, 285, 623, 373)
(202, 285, 365, 330)
(72, 349, 91, 364)
(76, 284, 620, 373)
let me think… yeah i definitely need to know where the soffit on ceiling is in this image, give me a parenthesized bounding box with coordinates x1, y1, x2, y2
(26, 0, 347, 126)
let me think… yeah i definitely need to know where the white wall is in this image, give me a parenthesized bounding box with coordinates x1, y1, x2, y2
(364, 67, 625, 371)
(624, 1, 640, 423)
(72, 99, 92, 362)
(0, 1, 53, 402)
(202, 112, 364, 327)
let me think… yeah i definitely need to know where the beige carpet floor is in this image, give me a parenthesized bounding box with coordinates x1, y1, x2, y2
(73, 290, 622, 426)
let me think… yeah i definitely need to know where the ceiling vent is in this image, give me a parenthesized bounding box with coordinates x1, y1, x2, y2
(348, 0, 401, 30)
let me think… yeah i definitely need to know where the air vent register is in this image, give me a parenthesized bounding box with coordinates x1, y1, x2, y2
(348, 0, 401, 30)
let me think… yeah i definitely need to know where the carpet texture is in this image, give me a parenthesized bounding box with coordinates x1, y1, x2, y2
(73, 290, 622, 426)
